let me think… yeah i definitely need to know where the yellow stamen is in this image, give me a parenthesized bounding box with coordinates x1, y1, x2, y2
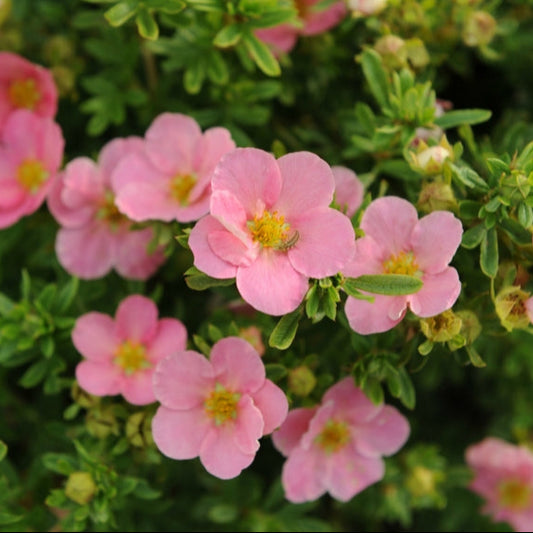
(315, 420, 350, 454)
(17, 159, 49, 192)
(96, 191, 128, 230)
(498, 479, 533, 511)
(114, 341, 151, 375)
(383, 251, 420, 276)
(9, 78, 41, 110)
(204, 383, 241, 426)
(248, 210, 299, 251)
(169, 174, 196, 205)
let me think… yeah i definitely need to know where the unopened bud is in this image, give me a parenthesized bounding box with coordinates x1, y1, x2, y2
(406, 38, 430, 69)
(71, 382, 99, 409)
(348, 0, 387, 16)
(455, 310, 482, 344)
(86, 406, 119, 439)
(126, 411, 154, 448)
(462, 11, 497, 47)
(0, 0, 11, 26)
(288, 365, 317, 397)
(239, 326, 265, 356)
(417, 181, 457, 214)
(409, 137, 454, 175)
(495, 286, 531, 331)
(65, 471, 97, 505)
(420, 310, 462, 343)
(406, 466, 440, 498)
(374, 35, 407, 70)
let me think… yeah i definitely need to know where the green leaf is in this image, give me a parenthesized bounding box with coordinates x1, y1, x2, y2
(345, 274, 423, 296)
(265, 363, 288, 382)
(250, 8, 297, 28)
(516, 140, 533, 167)
(0, 440, 6, 462)
(0, 511, 23, 525)
(485, 157, 509, 176)
(186, 0, 224, 11)
(518, 202, 533, 228)
(104, 0, 138, 26)
(136, 8, 159, 40)
(434, 109, 492, 129)
(18, 359, 48, 388)
(184, 62, 206, 94)
(269, 308, 302, 350)
(480, 226, 499, 278)
(133, 479, 161, 500)
(466, 345, 486, 368)
(363, 378, 384, 405)
(499, 217, 532, 246)
(461, 224, 486, 249)
(42, 453, 77, 475)
(193, 334, 211, 356)
(213, 24, 243, 48)
(450, 164, 490, 192)
(459, 200, 483, 219)
(21, 269, 31, 300)
(418, 340, 434, 356)
(242, 32, 280, 77)
(56, 276, 79, 313)
(207, 51, 229, 85)
(0, 293, 14, 316)
(145, 0, 185, 13)
(360, 49, 389, 110)
(184, 267, 235, 290)
(396, 367, 416, 409)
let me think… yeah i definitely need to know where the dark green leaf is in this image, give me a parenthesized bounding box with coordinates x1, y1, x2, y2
(184, 267, 235, 290)
(360, 49, 389, 110)
(269, 308, 302, 350)
(265, 363, 288, 382)
(184, 62, 206, 94)
(465, 345, 486, 368)
(480, 227, 499, 278)
(42, 453, 77, 475)
(136, 8, 159, 40)
(518, 202, 533, 228)
(461, 224, 486, 249)
(346, 274, 423, 295)
(434, 109, 492, 129)
(18, 359, 49, 388)
(499, 217, 532, 246)
(0, 441, 6, 462)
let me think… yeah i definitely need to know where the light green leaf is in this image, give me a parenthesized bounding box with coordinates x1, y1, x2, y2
(360, 49, 389, 110)
(242, 32, 280, 77)
(269, 308, 301, 350)
(136, 8, 159, 40)
(434, 109, 492, 129)
(461, 224, 486, 249)
(213, 24, 243, 48)
(480, 226, 499, 278)
(345, 274, 423, 296)
(104, 0, 138, 26)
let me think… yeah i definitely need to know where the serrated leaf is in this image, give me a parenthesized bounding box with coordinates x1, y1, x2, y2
(269, 308, 301, 350)
(360, 49, 389, 110)
(213, 24, 242, 48)
(136, 7, 159, 40)
(461, 224, 486, 249)
(184, 267, 234, 290)
(242, 32, 280, 77)
(345, 274, 422, 296)
(434, 109, 492, 129)
(480, 226, 499, 278)
(104, 0, 138, 26)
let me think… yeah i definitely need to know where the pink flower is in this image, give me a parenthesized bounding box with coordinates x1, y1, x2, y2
(465, 437, 533, 532)
(0, 110, 64, 229)
(343, 196, 463, 334)
(151, 336, 288, 479)
(72, 294, 187, 406)
(255, 0, 347, 55)
(188, 148, 356, 315)
(272, 377, 410, 503)
(47, 137, 166, 280)
(0, 52, 58, 131)
(332, 165, 364, 217)
(113, 113, 236, 223)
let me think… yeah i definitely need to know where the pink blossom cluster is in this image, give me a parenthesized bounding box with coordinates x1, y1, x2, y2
(0, 52, 64, 228)
(272, 377, 410, 502)
(466, 437, 533, 531)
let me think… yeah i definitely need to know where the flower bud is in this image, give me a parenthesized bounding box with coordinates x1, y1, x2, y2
(0, 0, 11, 26)
(126, 411, 154, 448)
(495, 286, 531, 332)
(409, 137, 454, 175)
(288, 365, 317, 397)
(71, 382, 99, 409)
(374, 35, 408, 70)
(65, 471, 97, 505)
(406, 38, 430, 69)
(239, 325, 265, 356)
(348, 0, 387, 16)
(462, 11, 497, 47)
(420, 310, 462, 343)
(85, 406, 119, 439)
(406, 466, 442, 498)
(417, 181, 457, 214)
(455, 310, 482, 345)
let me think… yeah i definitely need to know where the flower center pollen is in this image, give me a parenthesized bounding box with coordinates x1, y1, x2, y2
(9, 78, 41, 110)
(248, 210, 299, 251)
(204, 384, 241, 426)
(114, 341, 150, 375)
(498, 479, 533, 511)
(17, 159, 49, 192)
(169, 173, 196, 206)
(315, 420, 350, 454)
(383, 251, 420, 276)
(96, 191, 128, 230)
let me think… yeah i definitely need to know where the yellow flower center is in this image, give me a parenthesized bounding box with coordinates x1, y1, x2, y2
(315, 420, 350, 454)
(204, 384, 241, 426)
(17, 159, 49, 192)
(169, 173, 196, 205)
(383, 251, 420, 276)
(96, 191, 128, 230)
(114, 341, 151, 375)
(498, 479, 533, 511)
(248, 210, 299, 251)
(8, 78, 41, 110)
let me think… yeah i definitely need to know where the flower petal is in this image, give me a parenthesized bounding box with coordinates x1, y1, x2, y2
(341, 237, 385, 278)
(332, 165, 364, 217)
(302, 0, 347, 35)
(75, 360, 122, 397)
(252, 380, 289, 435)
(152, 405, 210, 459)
(147, 318, 188, 364)
(281, 446, 325, 503)
(236, 249, 309, 315)
(288, 208, 355, 278)
(411, 211, 463, 273)
(271, 407, 317, 457)
(207, 230, 256, 267)
(115, 294, 158, 342)
(121, 370, 156, 405)
(193, 126, 236, 179)
(153, 351, 214, 410)
(344, 294, 406, 334)
(99, 136, 145, 179)
(233, 395, 264, 455)
(72, 312, 119, 361)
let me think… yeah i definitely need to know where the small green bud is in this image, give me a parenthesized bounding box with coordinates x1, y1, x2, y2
(462, 11, 497, 47)
(409, 137, 454, 176)
(86, 406, 119, 439)
(417, 181, 457, 214)
(455, 310, 482, 345)
(374, 35, 408, 70)
(126, 411, 154, 448)
(288, 366, 317, 397)
(65, 471, 97, 505)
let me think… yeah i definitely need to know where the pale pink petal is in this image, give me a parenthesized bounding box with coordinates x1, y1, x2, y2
(75, 360, 122, 396)
(302, 0, 347, 35)
(288, 208, 355, 278)
(115, 294, 158, 342)
(251, 380, 289, 435)
(172, 195, 211, 222)
(353, 405, 410, 457)
(152, 351, 214, 410)
(210, 336, 265, 393)
(332, 166, 364, 217)
(145, 113, 202, 174)
(0, 180, 25, 210)
(207, 230, 256, 267)
(210, 189, 250, 241)
(271, 407, 317, 456)
(110, 152, 153, 191)
(193, 127, 236, 178)
(114, 227, 165, 281)
(232, 395, 264, 455)
(360, 196, 418, 255)
(120, 370, 156, 405)
(299, 401, 336, 448)
(281, 446, 325, 503)
(342, 237, 386, 278)
(72, 312, 119, 361)
(236, 249, 309, 315)
(345, 294, 406, 334)
(189, 215, 238, 279)
(255, 26, 298, 55)
(35, 118, 64, 171)
(323, 448, 384, 502)
(211, 148, 282, 216)
(99, 136, 145, 179)
(55, 224, 115, 279)
(146, 318, 187, 364)
(152, 405, 210, 459)
(408, 267, 461, 317)
(276, 152, 335, 215)
(509, 511, 533, 533)
(199, 424, 256, 479)
(411, 211, 463, 273)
